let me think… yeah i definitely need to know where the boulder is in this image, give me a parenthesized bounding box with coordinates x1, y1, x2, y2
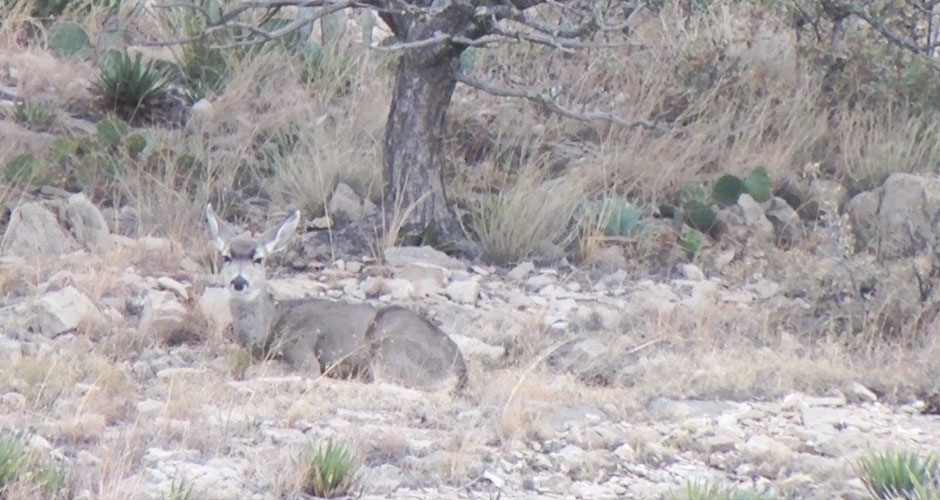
(327, 182, 374, 224)
(138, 290, 189, 343)
(31, 286, 101, 337)
(846, 173, 940, 258)
(384, 246, 465, 270)
(65, 192, 111, 252)
(1, 202, 74, 257)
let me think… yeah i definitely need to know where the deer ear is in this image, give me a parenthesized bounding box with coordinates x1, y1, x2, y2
(204, 204, 230, 252)
(261, 210, 300, 255)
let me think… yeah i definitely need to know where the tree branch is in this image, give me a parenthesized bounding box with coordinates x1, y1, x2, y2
(454, 72, 664, 131)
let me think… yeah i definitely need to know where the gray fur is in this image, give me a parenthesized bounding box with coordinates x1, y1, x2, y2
(205, 205, 468, 391)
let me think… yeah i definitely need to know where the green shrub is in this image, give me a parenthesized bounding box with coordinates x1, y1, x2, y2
(302, 439, 360, 498)
(12, 101, 55, 132)
(857, 451, 940, 499)
(673, 481, 777, 500)
(94, 52, 172, 122)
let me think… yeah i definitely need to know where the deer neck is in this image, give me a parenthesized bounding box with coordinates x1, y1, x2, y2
(229, 287, 278, 357)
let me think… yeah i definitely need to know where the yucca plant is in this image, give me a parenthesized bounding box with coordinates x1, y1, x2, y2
(301, 439, 360, 498)
(94, 52, 172, 122)
(673, 481, 778, 500)
(857, 451, 940, 499)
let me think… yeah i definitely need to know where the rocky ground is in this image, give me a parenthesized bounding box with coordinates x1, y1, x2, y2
(0, 193, 939, 499)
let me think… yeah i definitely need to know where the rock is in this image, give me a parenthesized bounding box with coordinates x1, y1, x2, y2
(449, 334, 505, 362)
(65, 192, 111, 252)
(156, 276, 189, 301)
(843, 381, 878, 404)
(548, 338, 612, 384)
(393, 263, 448, 297)
(679, 263, 705, 281)
(801, 407, 852, 428)
(646, 398, 737, 419)
(846, 173, 940, 258)
(99, 206, 139, 236)
(739, 435, 793, 473)
(445, 279, 480, 304)
(739, 193, 774, 235)
(384, 246, 466, 270)
(327, 182, 372, 224)
(138, 290, 188, 343)
(507, 261, 535, 281)
(584, 245, 628, 273)
(527, 473, 572, 493)
(765, 196, 803, 245)
(362, 277, 414, 300)
(1, 202, 74, 257)
(613, 443, 637, 461)
(697, 435, 738, 454)
(31, 286, 101, 337)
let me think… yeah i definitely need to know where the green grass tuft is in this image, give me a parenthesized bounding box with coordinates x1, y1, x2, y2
(302, 439, 360, 499)
(857, 450, 940, 499)
(673, 481, 778, 500)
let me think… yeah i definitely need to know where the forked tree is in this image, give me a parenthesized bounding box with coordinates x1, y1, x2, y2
(158, 0, 657, 244)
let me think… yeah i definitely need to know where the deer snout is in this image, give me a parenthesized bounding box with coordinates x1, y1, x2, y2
(231, 276, 249, 291)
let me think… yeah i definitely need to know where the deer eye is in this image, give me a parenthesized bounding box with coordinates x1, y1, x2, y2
(253, 256, 264, 265)
(222, 255, 232, 263)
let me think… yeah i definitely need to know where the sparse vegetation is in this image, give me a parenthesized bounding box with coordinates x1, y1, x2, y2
(3, 0, 940, 498)
(673, 481, 777, 500)
(301, 439, 360, 499)
(0, 431, 68, 498)
(12, 100, 55, 131)
(857, 451, 940, 500)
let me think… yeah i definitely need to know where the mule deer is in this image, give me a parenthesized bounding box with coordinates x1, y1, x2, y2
(204, 205, 468, 391)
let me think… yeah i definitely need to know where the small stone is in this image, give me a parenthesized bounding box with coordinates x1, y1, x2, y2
(679, 263, 705, 280)
(843, 381, 878, 403)
(613, 443, 637, 461)
(446, 279, 480, 305)
(507, 261, 535, 281)
(156, 276, 189, 301)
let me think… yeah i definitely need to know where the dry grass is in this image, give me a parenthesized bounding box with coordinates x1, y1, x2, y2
(2, 1, 940, 497)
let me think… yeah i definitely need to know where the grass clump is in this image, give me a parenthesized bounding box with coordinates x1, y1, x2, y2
(12, 101, 55, 132)
(0, 431, 68, 498)
(163, 478, 196, 500)
(94, 52, 172, 122)
(857, 451, 940, 499)
(472, 174, 584, 265)
(301, 439, 360, 498)
(673, 481, 777, 500)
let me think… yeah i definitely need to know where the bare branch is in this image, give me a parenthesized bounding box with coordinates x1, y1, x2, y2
(370, 32, 451, 51)
(454, 72, 664, 132)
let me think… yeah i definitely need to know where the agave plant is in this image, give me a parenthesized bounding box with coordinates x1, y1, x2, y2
(94, 52, 172, 122)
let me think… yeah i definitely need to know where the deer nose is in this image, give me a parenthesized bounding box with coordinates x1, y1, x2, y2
(231, 276, 249, 291)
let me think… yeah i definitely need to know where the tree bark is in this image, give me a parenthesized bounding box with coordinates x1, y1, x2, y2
(380, 6, 476, 240)
(383, 45, 460, 236)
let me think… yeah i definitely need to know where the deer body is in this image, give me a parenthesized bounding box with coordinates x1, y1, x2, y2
(205, 205, 468, 391)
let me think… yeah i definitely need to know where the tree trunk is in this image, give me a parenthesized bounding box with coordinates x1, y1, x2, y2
(383, 48, 460, 237)
(380, 7, 476, 241)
